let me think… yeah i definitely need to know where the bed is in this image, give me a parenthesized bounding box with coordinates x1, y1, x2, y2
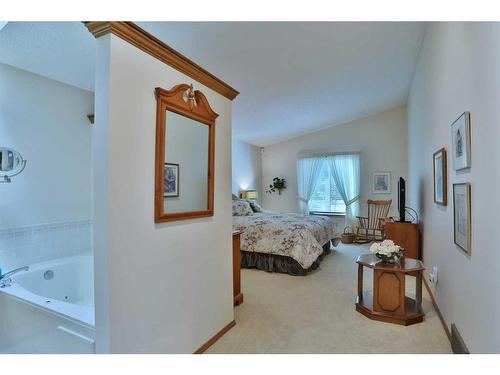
(232, 201, 340, 275)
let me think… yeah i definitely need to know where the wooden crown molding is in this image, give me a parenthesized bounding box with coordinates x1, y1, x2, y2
(83, 21, 112, 38)
(83, 21, 239, 101)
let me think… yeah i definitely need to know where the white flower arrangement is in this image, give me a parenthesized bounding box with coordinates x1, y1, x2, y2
(370, 240, 403, 259)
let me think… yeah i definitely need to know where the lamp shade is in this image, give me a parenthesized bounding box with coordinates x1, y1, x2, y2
(242, 190, 258, 200)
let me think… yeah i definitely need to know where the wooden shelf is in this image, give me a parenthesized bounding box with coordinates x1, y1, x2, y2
(356, 292, 424, 326)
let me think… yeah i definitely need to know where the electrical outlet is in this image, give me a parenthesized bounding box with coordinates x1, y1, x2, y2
(428, 266, 439, 284)
(432, 266, 439, 283)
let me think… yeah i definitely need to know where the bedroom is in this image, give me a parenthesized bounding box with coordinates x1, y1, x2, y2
(1, 0, 499, 372)
(223, 22, 498, 355)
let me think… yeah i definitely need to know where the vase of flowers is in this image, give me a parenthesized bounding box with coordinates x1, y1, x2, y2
(370, 240, 404, 264)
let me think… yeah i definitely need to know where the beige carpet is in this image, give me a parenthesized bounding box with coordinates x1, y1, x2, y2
(207, 243, 451, 354)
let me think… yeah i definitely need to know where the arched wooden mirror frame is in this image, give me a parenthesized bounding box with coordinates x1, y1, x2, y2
(154, 84, 218, 223)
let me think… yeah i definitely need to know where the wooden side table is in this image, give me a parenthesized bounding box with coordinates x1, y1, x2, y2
(232, 231, 244, 306)
(355, 254, 425, 326)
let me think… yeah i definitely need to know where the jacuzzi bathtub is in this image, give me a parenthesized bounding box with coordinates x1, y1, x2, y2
(0, 254, 95, 353)
(1, 254, 94, 326)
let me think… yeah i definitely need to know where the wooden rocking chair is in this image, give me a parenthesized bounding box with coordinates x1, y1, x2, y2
(355, 199, 392, 243)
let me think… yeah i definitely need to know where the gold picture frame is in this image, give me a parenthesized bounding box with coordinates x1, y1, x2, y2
(453, 183, 471, 256)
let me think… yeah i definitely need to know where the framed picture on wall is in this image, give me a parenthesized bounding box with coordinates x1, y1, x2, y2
(372, 172, 391, 194)
(164, 163, 179, 197)
(453, 183, 471, 255)
(451, 112, 471, 171)
(433, 148, 447, 205)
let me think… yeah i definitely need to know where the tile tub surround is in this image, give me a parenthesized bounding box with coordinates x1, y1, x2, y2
(0, 220, 92, 271)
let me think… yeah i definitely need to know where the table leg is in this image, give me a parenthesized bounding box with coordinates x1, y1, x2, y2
(357, 263, 363, 302)
(400, 272, 406, 316)
(416, 270, 423, 311)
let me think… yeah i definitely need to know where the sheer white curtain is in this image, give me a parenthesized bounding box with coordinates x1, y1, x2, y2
(327, 153, 360, 227)
(296, 156, 324, 214)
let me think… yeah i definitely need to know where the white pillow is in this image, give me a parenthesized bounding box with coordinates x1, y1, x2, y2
(232, 200, 254, 216)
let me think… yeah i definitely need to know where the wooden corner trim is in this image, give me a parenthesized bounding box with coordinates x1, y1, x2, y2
(83, 21, 112, 38)
(423, 279, 452, 342)
(194, 320, 235, 354)
(83, 21, 239, 101)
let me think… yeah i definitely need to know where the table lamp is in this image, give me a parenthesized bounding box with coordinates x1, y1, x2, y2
(241, 189, 258, 201)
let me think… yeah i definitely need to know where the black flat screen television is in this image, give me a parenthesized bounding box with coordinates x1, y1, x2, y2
(397, 177, 406, 222)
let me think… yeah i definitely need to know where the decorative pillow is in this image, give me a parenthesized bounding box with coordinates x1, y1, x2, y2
(249, 202, 263, 212)
(232, 199, 254, 216)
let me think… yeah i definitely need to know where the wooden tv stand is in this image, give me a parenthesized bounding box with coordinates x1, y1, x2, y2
(385, 221, 420, 260)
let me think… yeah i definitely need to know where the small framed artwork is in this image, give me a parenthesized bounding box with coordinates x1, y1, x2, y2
(372, 172, 391, 194)
(433, 148, 447, 205)
(453, 183, 471, 255)
(164, 163, 179, 197)
(451, 112, 471, 171)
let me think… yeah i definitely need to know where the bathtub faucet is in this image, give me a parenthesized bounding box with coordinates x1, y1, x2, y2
(0, 266, 29, 288)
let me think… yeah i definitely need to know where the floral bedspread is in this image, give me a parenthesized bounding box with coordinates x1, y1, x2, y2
(233, 211, 339, 269)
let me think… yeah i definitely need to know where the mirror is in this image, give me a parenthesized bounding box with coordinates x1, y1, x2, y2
(164, 111, 209, 212)
(154, 84, 218, 222)
(0, 147, 27, 183)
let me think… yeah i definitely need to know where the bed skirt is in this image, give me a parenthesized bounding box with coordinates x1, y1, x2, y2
(240, 242, 332, 276)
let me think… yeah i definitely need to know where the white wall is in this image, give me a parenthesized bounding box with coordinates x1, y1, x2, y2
(232, 138, 262, 200)
(407, 23, 500, 353)
(92, 35, 111, 353)
(0, 63, 93, 228)
(93, 35, 234, 353)
(164, 111, 209, 212)
(0, 63, 93, 270)
(261, 107, 408, 219)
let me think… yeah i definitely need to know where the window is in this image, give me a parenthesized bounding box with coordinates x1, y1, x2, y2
(308, 162, 346, 214)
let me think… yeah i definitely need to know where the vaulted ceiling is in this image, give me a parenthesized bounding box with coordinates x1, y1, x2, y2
(1, 22, 427, 146)
(139, 22, 427, 146)
(0, 22, 95, 91)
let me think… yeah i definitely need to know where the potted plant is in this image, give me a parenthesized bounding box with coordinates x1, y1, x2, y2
(266, 177, 286, 195)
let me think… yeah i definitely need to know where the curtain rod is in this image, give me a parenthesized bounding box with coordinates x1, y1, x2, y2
(297, 151, 361, 158)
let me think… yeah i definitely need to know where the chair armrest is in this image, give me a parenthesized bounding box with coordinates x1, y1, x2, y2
(378, 217, 393, 228)
(357, 216, 368, 228)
